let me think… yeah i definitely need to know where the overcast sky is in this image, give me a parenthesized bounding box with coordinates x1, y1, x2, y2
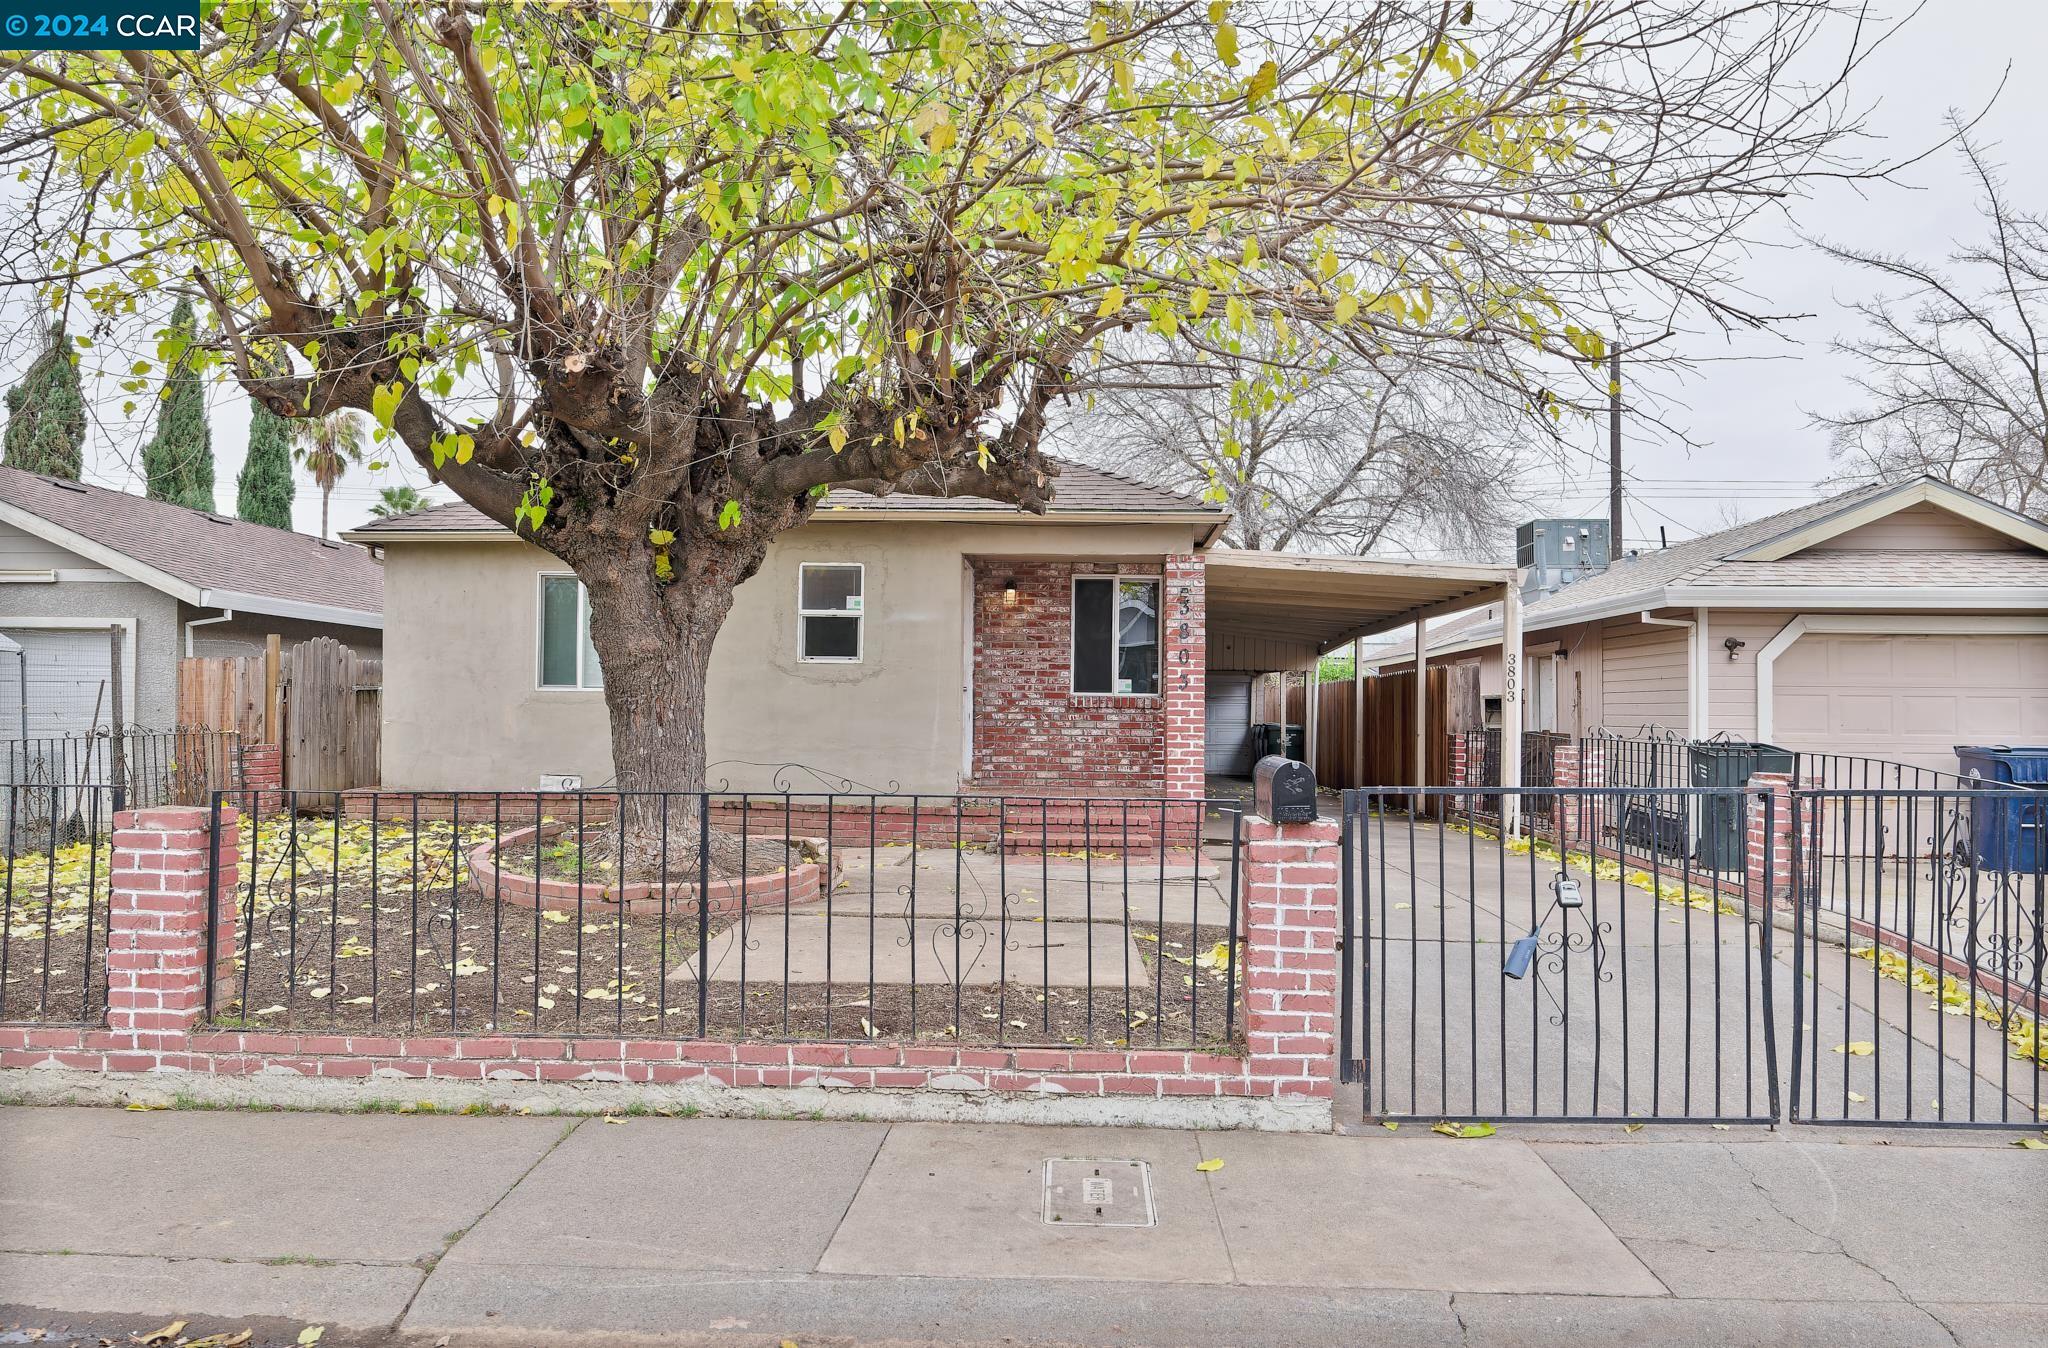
(3, 3, 2043, 546)
(1503, 0, 2048, 557)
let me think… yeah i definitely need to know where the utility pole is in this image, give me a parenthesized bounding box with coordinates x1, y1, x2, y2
(1608, 346, 1623, 556)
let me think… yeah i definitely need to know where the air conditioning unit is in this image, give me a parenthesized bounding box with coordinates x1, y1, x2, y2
(539, 773, 583, 793)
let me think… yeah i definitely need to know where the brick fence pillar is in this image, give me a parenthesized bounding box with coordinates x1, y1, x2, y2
(1448, 734, 1468, 813)
(1552, 740, 1581, 849)
(1162, 554, 1207, 804)
(240, 742, 283, 814)
(108, 806, 240, 1041)
(1743, 772, 1794, 905)
(1242, 815, 1340, 1113)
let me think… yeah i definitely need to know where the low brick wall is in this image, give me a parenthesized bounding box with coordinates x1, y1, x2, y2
(2, 806, 1338, 1130)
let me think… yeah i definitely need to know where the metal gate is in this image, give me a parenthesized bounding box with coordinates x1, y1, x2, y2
(1787, 787, 2044, 1128)
(1341, 784, 1781, 1124)
(1340, 781, 2047, 1129)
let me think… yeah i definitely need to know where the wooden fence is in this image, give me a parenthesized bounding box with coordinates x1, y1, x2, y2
(1281, 667, 1450, 792)
(178, 635, 381, 793)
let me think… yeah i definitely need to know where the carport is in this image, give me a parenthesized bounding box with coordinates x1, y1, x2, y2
(1203, 550, 1520, 805)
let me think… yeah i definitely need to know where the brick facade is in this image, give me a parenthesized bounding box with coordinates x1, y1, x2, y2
(969, 559, 1170, 790)
(4, 798, 1338, 1127)
(1162, 554, 1206, 799)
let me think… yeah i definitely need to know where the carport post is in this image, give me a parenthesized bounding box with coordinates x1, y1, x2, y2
(1501, 579, 1523, 835)
(1412, 613, 1427, 812)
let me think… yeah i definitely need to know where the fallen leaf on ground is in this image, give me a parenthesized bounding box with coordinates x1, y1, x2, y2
(2014, 1137, 2048, 1150)
(185, 1332, 252, 1348)
(1831, 1041, 1875, 1057)
(1711, 1123, 1731, 1131)
(1431, 1121, 1495, 1139)
(123, 1101, 167, 1111)
(1381, 1121, 1399, 1131)
(1848, 1091, 1867, 1104)
(298, 1327, 324, 1347)
(1623, 1123, 1645, 1134)
(137, 1323, 185, 1346)
(1195, 1157, 1225, 1172)
(602, 1115, 625, 1125)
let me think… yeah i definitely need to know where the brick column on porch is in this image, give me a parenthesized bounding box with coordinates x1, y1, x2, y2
(107, 805, 240, 1041)
(1241, 815, 1340, 1104)
(1448, 733, 1468, 814)
(1162, 554, 1207, 802)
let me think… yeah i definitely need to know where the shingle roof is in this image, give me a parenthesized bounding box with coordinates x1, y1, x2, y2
(347, 459, 1219, 537)
(1513, 479, 1900, 617)
(1377, 477, 2048, 663)
(0, 464, 383, 620)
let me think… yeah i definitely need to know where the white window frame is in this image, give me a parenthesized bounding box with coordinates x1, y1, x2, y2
(1070, 574, 1161, 698)
(535, 572, 603, 690)
(797, 561, 865, 663)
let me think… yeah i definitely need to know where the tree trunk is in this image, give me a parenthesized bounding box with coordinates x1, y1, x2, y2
(578, 537, 751, 870)
(319, 484, 331, 539)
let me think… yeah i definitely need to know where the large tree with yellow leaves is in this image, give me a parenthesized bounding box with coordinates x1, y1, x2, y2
(1, 1, 1878, 834)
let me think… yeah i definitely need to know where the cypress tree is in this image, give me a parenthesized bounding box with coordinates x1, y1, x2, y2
(141, 297, 216, 511)
(3, 323, 86, 480)
(236, 397, 296, 529)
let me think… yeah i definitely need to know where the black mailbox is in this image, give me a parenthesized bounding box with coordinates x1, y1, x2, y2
(1253, 755, 1318, 824)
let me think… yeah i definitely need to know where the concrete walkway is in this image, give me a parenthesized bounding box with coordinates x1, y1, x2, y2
(4, 1105, 2045, 1346)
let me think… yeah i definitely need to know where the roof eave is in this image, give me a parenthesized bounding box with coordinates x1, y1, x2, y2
(197, 588, 383, 631)
(0, 497, 205, 604)
(346, 507, 1227, 544)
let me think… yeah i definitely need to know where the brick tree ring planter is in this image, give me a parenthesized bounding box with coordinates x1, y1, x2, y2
(465, 822, 840, 919)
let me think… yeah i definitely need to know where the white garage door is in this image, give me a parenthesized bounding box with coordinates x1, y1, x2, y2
(1772, 632, 2048, 774)
(1205, 673, 1254, 776)
(0, 628, 118, 738)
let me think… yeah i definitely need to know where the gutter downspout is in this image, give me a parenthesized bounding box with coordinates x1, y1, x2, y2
(1637, 610, 1699, 739)
(184, 608, 234, 658)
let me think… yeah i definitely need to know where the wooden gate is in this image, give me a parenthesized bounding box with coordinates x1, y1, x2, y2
(178, 635, 381, 794)
(284, 636, 382, 793)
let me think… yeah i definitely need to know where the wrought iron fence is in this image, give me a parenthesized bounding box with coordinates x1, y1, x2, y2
(1790, 787, 2044, 1128)
(1454, 729, 1566, 826)
(0, 783, 115, 1024)
(1342, 785, 1779, 1124)
(204, 790, 1242, 1051)
(0, 727, 239, 848)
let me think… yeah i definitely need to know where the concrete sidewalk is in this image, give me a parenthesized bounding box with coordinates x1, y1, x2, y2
(4, 1106, 2046, 1346)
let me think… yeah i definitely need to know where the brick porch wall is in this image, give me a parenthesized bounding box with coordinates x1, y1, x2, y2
(3, 804, 1335, 1126)
(969, 559, 1168, 789)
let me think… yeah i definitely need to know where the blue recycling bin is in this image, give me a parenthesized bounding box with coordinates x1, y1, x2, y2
(1952, 745, 2048, 872)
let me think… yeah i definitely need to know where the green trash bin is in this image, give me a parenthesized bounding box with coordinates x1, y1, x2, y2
(1688, 741, 1797, 872)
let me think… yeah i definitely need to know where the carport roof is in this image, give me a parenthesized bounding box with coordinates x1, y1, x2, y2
(1203, 549, 1514, 655)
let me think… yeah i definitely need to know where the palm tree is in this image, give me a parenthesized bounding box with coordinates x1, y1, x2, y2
(370, 484, 426, 519)
(291, 411, 366, 539)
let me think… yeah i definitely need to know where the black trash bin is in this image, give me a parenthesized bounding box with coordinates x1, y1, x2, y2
(1688, 741, 1797, 872)
(1251, 723, 1283, 763)
(1953, 745, 2048, 872)
(1282, 723, 1307, 762)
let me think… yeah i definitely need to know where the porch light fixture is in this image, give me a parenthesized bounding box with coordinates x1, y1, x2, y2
(1003, 577, 1019, 608)
(1724, 636, 1746, 662)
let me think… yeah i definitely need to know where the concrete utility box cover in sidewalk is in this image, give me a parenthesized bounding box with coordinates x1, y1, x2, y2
(1042, 1158, 1156, 1227)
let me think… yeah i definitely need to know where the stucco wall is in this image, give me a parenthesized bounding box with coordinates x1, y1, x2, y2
(378, 519, 1201, 794)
